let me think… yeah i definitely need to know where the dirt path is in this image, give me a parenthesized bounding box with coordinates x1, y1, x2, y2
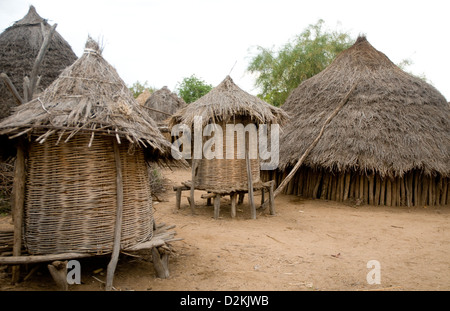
(1, 167, 449, 291)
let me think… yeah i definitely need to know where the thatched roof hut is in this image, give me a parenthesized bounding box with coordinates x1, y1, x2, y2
(144, 86, 186, 123)
(0, 5, 77, 120)
(170, 75, 288, 192)
(272, 36, 449, 206)
(0, 37, 177, 261)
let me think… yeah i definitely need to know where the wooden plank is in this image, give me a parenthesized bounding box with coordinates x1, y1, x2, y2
(269, 181, 275, 216)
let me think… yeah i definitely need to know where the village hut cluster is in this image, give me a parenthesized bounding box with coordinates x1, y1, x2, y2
(0, 5, 448, 291)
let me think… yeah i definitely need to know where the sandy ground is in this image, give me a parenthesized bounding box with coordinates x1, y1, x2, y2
(0, 167, 449, 291)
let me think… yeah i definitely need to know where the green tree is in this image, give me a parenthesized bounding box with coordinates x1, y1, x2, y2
(129, 80, 155, 98)
(176, 74, 213, 104)
(247, 19, 354, 106)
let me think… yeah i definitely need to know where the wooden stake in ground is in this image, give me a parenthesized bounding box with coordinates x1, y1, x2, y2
(260, 82, 358, 209)
(11, 140, 26, 284)
(106, 140, 124, 291)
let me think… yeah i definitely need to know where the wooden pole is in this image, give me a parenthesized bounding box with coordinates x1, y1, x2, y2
(213, 194, 221, 219)
(368, 173, 375, 205)
(1, 73, 24, 105)
(27, 23, 57, 100)
(343, 172, 351, 201)
(11, 140, 26, 284)
(245, 135, 256, 219)
(106, 140, 124, 291)
(231, 193, 237, 218)
(261, 82, 358, 208)
(190, 159, 197, 214)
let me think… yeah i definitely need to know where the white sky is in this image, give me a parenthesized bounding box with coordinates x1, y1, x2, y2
(0, 0, 449, 100)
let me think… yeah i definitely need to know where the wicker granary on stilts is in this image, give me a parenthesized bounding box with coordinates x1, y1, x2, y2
(143, 86, 187, 141)
(0, 5, 77, 120)
(170, 75, 288, 218)
(0, 37, 181, 289)
(270, 36, 449, 207)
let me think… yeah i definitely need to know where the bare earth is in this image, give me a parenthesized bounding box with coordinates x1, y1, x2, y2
(1, 167, 449, 291)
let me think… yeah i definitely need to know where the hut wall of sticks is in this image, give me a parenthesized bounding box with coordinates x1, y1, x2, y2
(265, 36, 450, 207)
(0, 37, 180, 288)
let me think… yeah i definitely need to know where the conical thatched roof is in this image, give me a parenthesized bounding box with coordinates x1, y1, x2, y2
(279, 36, 449, 178)
(0, 37, 175, 163)
(0, 5, 77, 120)
(170, 75, 288, 127)
(144, 86, 186, 123)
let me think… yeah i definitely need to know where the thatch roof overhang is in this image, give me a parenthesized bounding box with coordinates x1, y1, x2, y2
(279, 36, 449, 178)
(0, 37, 177, 164)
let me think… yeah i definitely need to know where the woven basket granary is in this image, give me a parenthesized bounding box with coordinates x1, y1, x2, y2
(24, 134, 153, 255)
(194, 118, 260, 191)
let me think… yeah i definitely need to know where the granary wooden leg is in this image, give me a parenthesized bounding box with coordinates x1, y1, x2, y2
(151, 247, 169, 279)
(48, 261, 68, 291)
(106, 140, 124, 291)
(261, 188, 265, 205)
(175, 187, 182, 210)
(213, 194, 221, 219)
(230, 193, 237, 218)
(269, 181, 275, 215)
(245, 138, 256, 220)
(190, 160, 198, 214)
(238, 193, 245, 204)
(206, 192, 212, 206)
(11, 140, 26, 284)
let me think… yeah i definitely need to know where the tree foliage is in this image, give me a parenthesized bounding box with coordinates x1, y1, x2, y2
(129, 80, 155, 98)
(176, 74, 213, 104)
(247, 19, 354, 106)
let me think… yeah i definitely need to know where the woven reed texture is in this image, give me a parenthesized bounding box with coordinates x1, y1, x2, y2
(24, 134, 153, 255)
(195, 118, 260, 191)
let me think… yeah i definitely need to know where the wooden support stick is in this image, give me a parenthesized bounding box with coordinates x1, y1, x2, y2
(231, 193, 237, 218)
(213, 194, 221, 219)
(269, 181, 275, 215)
(151, 247, 169, 279)
(47, 261, 68, 291)
(261, 82, 358, 208)
(27, 23, 57, 99)
(1, 73, 24, 105)
(190, 160, 198, 214)
(175, 187, 182, 210)
(245, 136, 256, 219)
(11, 140, 26, 284)
(106, 140, 124, 291)
(368, 173, 375, 205)
(343, 172, 351, 201)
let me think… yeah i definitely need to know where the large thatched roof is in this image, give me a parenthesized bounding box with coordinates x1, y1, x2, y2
(279, 36, 449, 178)
(0, 5, 77, 120)
(0, 37, 176, 163)
(170, 75, 288, 127)
(144, 86, 186, 123)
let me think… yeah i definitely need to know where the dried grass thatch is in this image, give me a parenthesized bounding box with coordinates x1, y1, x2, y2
(0, 5, 77, 120)
(170, 75, 288, 127)
(144, 86, 186, 123)
(279, 36, 449, 178)
(0, 37, 176, 164)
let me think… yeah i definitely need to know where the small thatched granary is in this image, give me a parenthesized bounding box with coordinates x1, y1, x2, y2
(271, 36, 449, 207)
(0, 37, 179, 288)
(144, 86, 186, 123)
(170, 75, 287, 218)
(144, 86, 187, 141)
(0, 5, 77, 120)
